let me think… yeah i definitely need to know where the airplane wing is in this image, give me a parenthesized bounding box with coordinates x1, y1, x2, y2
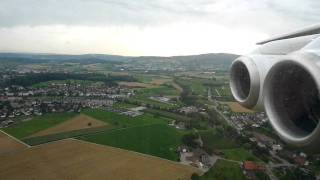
(257, 24, 320, 45)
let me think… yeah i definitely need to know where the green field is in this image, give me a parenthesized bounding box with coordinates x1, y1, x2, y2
(192, 159, 245, 180)
(134, 74, 153, 83)
(112, 102, 138, 109)
(222, 148, 261, 162)
(145, 109, 191, 122)
(136, 85, 179, 96)
(127, 85, 183, 109)
(3, 112, 78, 139)
(175, 78, 207, 96)
(128, 97, 179, 109)
(78, 124, 183, 161)
(134, 74, 172, 84)
(213, 85, 232, 97)
(199, 129, 239, 150)
(81, 109, 170, 127)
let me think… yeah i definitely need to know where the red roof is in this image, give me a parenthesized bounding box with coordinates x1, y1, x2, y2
(294, 157, 306, 165)
(243, 161, 265, 171)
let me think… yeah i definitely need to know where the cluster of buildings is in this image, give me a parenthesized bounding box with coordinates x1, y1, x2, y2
(2, 83, 131, 98)
(242, 161, 266, 179)
(104, 106, 146, 117)
(149, 96, 171, 104)
(178, 146, 214, 171)
(217, 103, 268, 131)
(229, 112, 268, 130)
(179, 106, 199, 114)
(0, 83, 133, 127)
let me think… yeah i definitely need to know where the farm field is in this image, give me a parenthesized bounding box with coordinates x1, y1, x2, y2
(136, 85, 180, 96)
(0, 138, 200, 180)
(117, 81, 153, 88)
(2, 112, 78, 139)
(145, 109, 191, 122)
(78, 124, 183, 161)
(150, 77, 172, 85)
(213, 85, 232, 97)
(129, 85, 182, 109)
(5, 109, 173, 145)
(0, 131, 28, 154)
(199, 129, 239, 150)
(175, 78, 207, 96)
(134, 74, 172, 84)
(193, 159, 245, 180)
(221, 102, 254, 113)
(222, 148, 261, 162)
(81, 109, 170, 127)
(128, 97, 181, 109)
(29, 114, 108, 138)
(112, 102, 139, 109)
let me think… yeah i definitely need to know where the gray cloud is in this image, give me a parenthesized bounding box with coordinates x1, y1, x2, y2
(0, 0, 209, 27)
(0, 0, 319, 55)
(0, 0, 319, 31)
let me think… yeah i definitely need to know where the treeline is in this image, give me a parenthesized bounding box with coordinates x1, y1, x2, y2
(5, 73, 137, 87)
(174, 78, 201, 106)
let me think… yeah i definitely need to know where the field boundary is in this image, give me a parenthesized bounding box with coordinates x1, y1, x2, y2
(71, 138, 202, 173)
(23, 123, 162, 146)
(0, 130, 30, 147)
(22, 125, 112, 146)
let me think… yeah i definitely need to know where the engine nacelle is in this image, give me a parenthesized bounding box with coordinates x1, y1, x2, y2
(230, 31, 320, 151)
(264, 53, 320, 151)
(230, 55, 280, 110)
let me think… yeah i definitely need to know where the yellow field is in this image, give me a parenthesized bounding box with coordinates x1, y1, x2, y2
(0, 139, 200, 180)
(29, 114, 107, 137)
(0, 131, 28, 155)
(223, 102, 255, 113)
(118, 81, 153, 88)
(150, 78, 172, 85)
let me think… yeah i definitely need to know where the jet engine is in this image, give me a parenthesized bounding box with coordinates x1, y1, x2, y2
(230, 25, 320, 151)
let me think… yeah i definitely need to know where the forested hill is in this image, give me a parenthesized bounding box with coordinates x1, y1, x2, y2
(0, 52, 239, 69)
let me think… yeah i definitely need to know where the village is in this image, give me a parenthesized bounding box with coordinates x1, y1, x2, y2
(0, 70, 319, 180)
(0, 81, 133, 128)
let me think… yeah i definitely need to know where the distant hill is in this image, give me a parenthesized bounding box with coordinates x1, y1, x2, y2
(0, 52, 239, 68)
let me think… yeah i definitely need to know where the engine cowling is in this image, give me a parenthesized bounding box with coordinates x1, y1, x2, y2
(264, 53, 320, 151)
(230, 33, 320, 151)
(230, 55, 279, 110)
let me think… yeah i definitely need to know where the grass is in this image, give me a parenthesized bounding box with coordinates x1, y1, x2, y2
(78, 124, 183, 161)
(222, 148, 261, 162)
(144, 109, 191, 122)
(23, 126, 113, 145)
(5, 108, 174, 145)
(136, 85, 179, 96)
(3, 112, 78, 139)
(175, 78, 207, 96)
(199, 129, 239, 150)
(213, 85, 232, 97)
(112, 102, 138, 109)
(81, 109, 170, 127)
(134, 74, 153, 83)
(128, 97, 182, 109)
(128, 85, 183, 109)
(192, 159, 245, 180)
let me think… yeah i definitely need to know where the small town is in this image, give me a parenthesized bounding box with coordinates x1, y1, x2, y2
(0, 69, 318, 180)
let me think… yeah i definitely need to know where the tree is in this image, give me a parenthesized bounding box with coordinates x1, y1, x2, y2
(182, 133, 199, 148)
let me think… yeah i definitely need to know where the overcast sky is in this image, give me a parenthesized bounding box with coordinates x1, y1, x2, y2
(0, 0, 319, 56)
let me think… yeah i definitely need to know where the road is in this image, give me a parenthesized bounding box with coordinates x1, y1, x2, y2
(207, 87, 239, 131)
